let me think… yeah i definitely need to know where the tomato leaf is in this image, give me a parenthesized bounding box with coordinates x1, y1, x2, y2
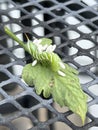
(22, 63, 53, 98)
(4, 27, 87, 125)
(22, 63, 87, 124)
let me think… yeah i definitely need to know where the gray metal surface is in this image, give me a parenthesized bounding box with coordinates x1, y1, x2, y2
(0, 0, 98, 130)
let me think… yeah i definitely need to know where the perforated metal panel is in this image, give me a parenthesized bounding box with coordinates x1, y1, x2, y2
(0, 0, 98, 130)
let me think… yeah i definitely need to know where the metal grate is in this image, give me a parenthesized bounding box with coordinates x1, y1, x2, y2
(0, 0, 98, 129)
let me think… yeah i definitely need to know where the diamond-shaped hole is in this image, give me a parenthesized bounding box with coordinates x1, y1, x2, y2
(65, 16, 80, 25)
(8, 65, 23, 76)
(12, 116, 33, 130)
(49, 21, 66, 29)
(0, 54, 14, 64)
(89, 104, 98, 118)
(79, 11, 96, 19)
(74, 56, 93, 66)
(38, 108, 49, 122)
(67, 113, 85, 126)
(32, 107, 55, 122)
(88, 84, 98, 96)
(33, 108, 48, 122)
(13, 47, 25, 59)
(67, 3, 83, 11)
(0, 103, 19, 117)
(6, 23, 21, 32)
(54, 121, 72, 130)
(39, 1, 55, 8)
(53, 102, 69, 113)
(9, 9, 20, 19)
(6, 38, 16, 48)
(76, 40, 95, 49)
(0, 72, 9, 83)
(67, 30, 80, 39)
(16, 95, 39, 108)
(68, 114, 92, 126)
(2, 82, 24, 95)
(21, 17, 34, 27)
(52, 8, 66, 16)
(78, 72, 93, 84)
(1, 15, 9, 22)
(42, 13, 54, 21)
(68, 46, 78, 55)
(33, 26, 44, 37)
(93, 20, 98, 26)
(78, 24, 96, 33)
(77, 25, 92, 34)
(0, 126, 10, 130)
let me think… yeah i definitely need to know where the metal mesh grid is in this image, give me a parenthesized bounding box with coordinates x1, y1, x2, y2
(0, 0, 98, 129)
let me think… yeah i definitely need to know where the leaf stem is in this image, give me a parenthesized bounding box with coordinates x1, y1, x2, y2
(4, 27, 29, 52)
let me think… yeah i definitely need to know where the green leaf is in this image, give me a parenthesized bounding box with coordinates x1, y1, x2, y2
(22, 63, 53, 98)
(22, 62, 87, 124)
(52, 75, 87, 124)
